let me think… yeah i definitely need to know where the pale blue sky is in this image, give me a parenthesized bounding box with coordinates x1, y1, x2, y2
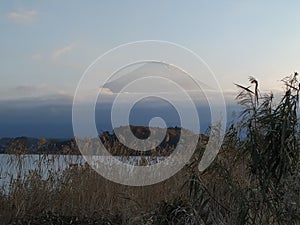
(1, 1, 300, 98)
(1, 1, 300, 137)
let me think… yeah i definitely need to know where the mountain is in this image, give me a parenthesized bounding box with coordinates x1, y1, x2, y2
(0, 126, 206, 155)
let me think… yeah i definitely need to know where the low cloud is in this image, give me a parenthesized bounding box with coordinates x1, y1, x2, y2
(14, 84, 50, 96)
(32, 53, 43, 61)
(52, 43, 75, 59)
(99, 88, 114, 96)
(7, 10, 37, 24)
(0, 84, 73, 101)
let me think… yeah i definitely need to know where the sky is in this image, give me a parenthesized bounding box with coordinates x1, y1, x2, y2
(1, 1, 300, 138)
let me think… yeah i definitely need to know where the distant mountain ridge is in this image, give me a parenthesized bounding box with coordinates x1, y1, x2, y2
(0, 136, 78, 154)
(0, 126, 207, 155)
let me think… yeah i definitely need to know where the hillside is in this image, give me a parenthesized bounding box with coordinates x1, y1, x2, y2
(0, 126, 205, 155)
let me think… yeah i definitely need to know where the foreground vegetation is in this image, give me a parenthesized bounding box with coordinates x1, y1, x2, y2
(0, 73, 299, 225)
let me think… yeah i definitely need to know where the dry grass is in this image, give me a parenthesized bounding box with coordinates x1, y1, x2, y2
(0, 134, 298, 225)
(0, 152, 202, 224)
